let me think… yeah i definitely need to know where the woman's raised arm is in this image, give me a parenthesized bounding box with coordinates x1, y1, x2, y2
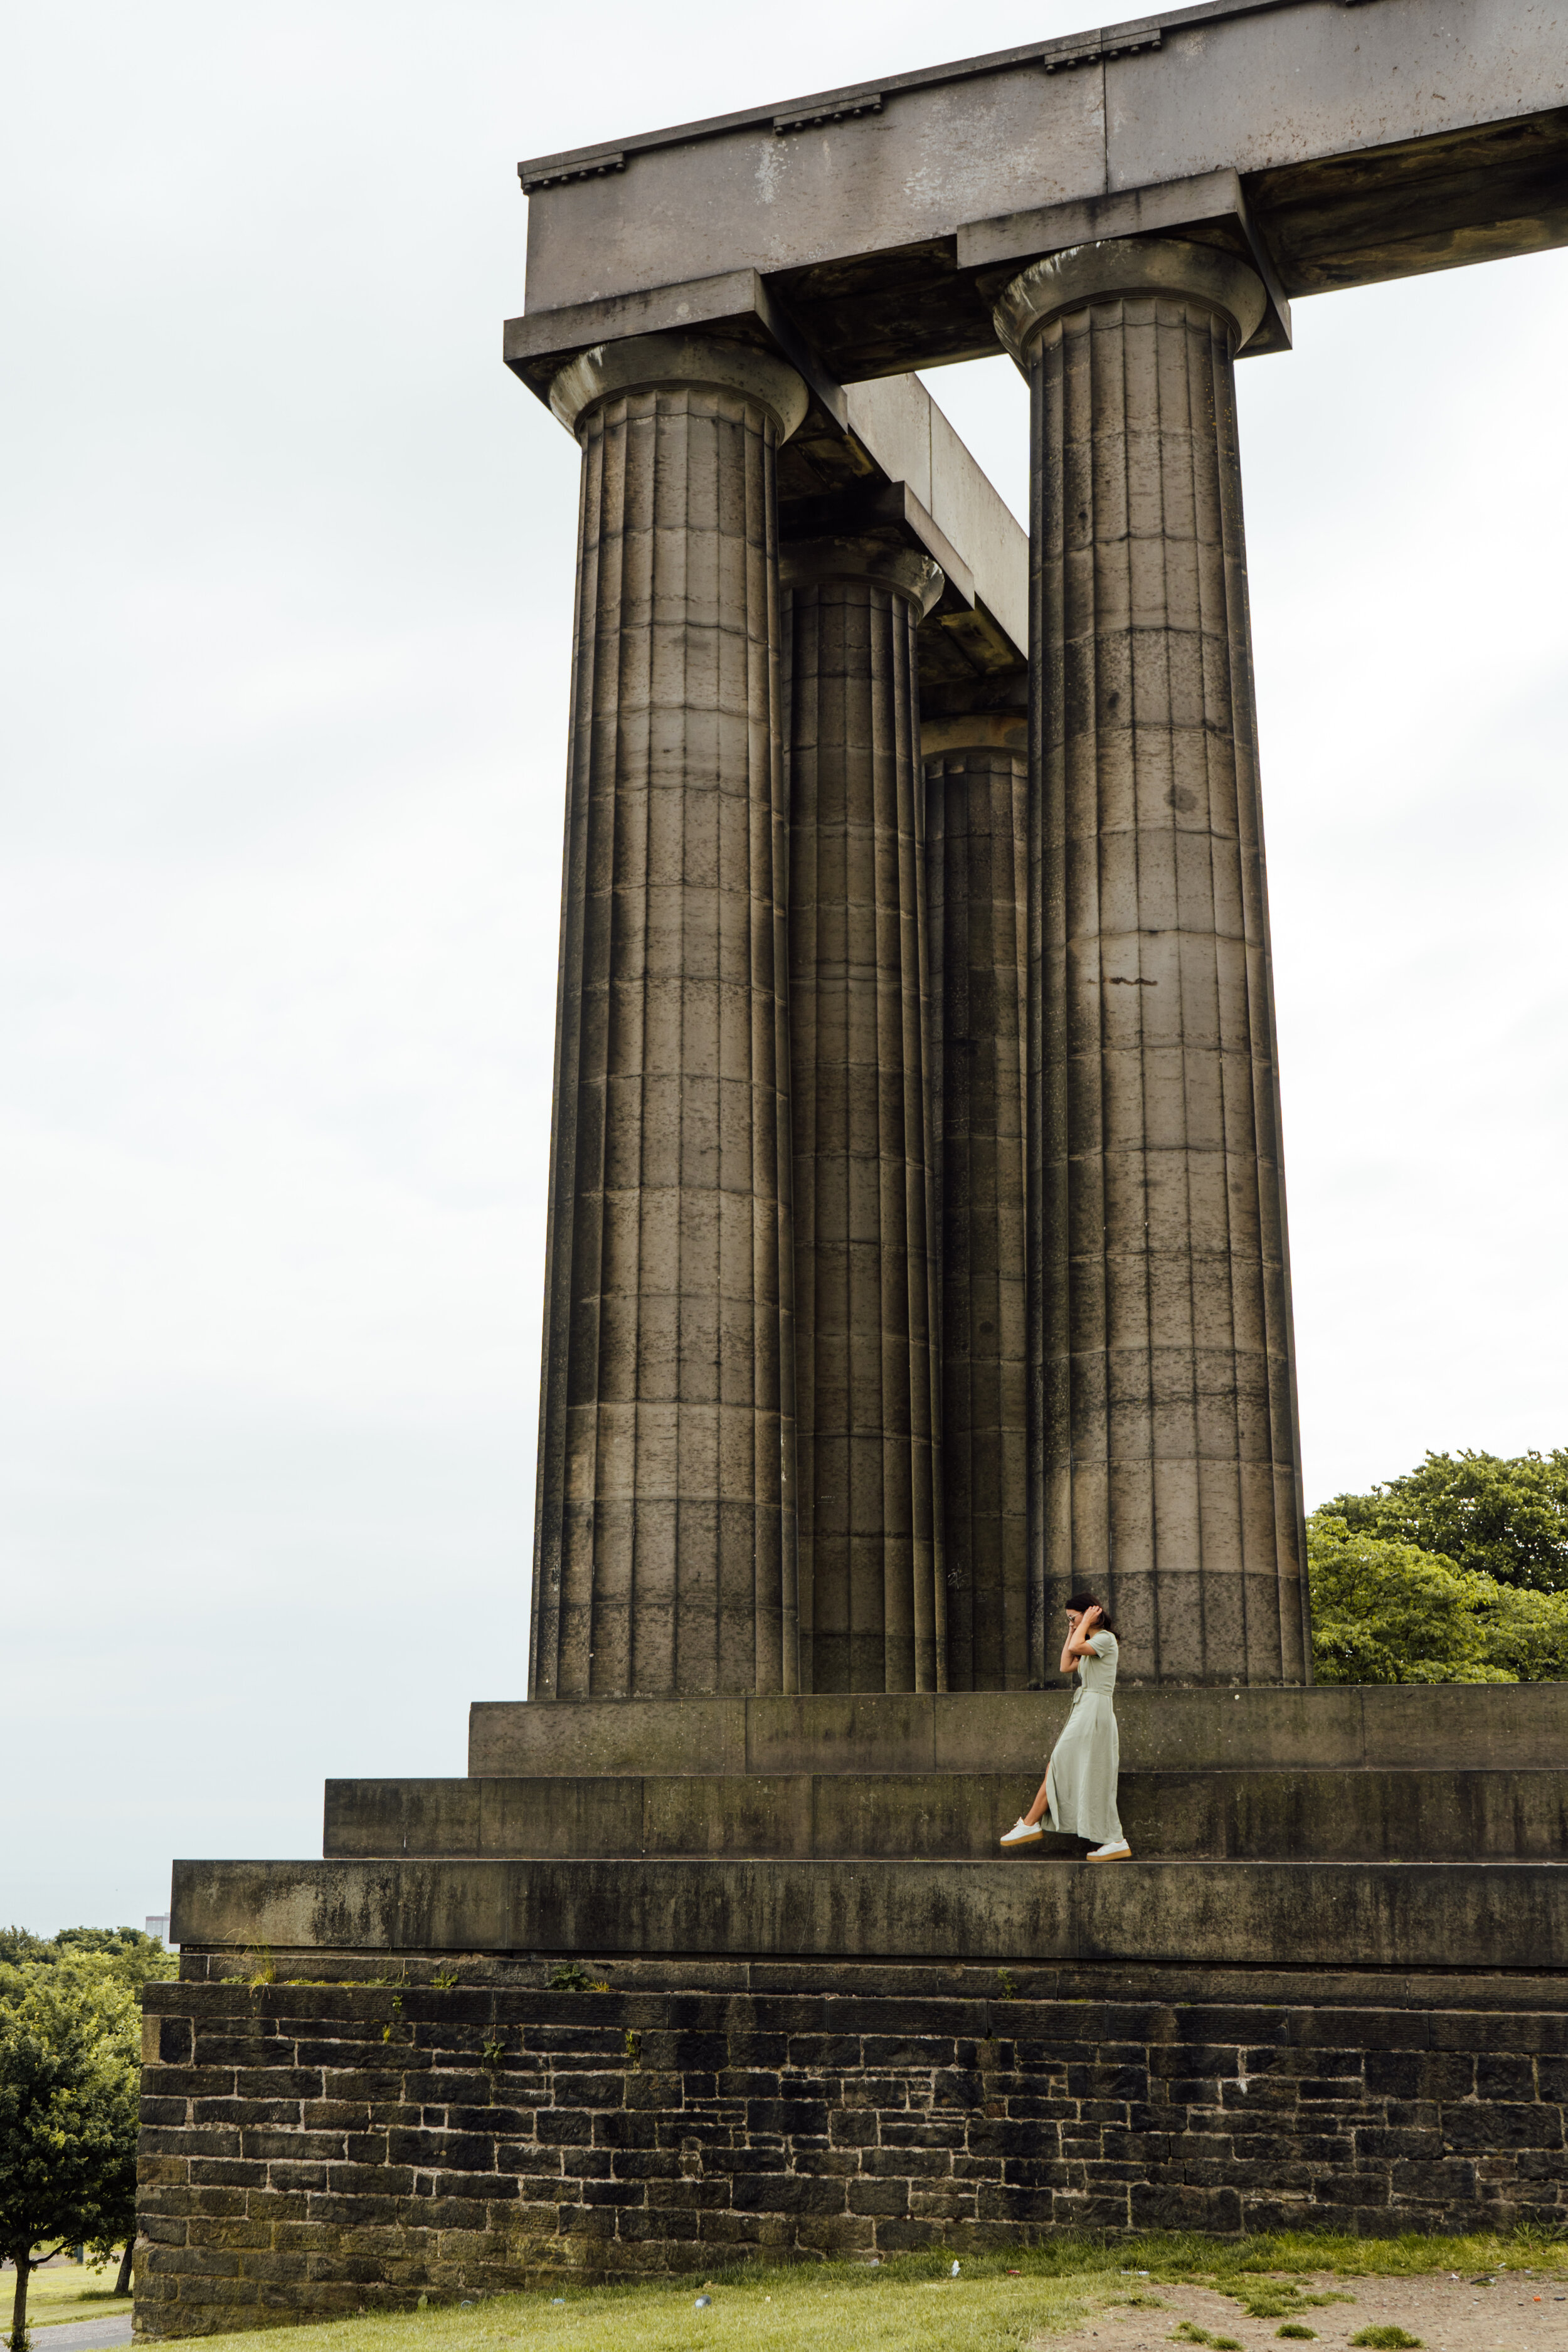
(1059, 1602, 1102, 1673)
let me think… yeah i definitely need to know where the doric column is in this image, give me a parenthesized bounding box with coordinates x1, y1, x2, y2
(995, 239, 1311, 1685)
(531, 332, 808, 1700)
(785, 537, 947, 1692)
(923, 708, 1034, 1690)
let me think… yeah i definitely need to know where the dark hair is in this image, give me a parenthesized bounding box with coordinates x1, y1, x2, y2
(1066, 1590, 1115, 1636)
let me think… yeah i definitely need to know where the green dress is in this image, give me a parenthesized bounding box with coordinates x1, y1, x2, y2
(1044, 1630, 1123, 1844)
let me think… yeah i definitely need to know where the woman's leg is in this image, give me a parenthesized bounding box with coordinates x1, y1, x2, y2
(1022, 1771, 1051, 1827)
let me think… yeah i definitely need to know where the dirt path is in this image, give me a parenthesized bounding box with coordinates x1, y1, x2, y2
(1056, 2272, 1568, 2352)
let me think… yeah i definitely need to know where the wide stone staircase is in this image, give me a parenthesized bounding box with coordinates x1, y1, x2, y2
(172, 1685, 1568, 1976)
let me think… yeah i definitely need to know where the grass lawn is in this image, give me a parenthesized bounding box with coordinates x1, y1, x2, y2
(9, 2260, 127, 2329)
(140, 2231, 1568, 2352)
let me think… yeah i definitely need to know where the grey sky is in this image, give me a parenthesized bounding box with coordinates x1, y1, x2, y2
(3, 1, 1564, 1934)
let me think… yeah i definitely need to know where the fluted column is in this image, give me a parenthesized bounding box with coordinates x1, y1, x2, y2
(531, 332, 808, 1700)
(995, 240, 1311, 1685)
(785, 538, 946, 1692)
(923, 709, 1033, 1689)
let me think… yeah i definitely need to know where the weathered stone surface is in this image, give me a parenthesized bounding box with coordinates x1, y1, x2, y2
(171, 1855, 1568, 1973)
(531, 332, 807, 1700)
(784, 538, 945, 1693)
(135, 1974, 1568, 2333)
(469, 1682, 1568, 1777)
(925, 724, 1031, 1688)
(169, 1951, 1568, 2015)
(509, 12, 1568, 363)
(1004, 237, 1308, 1687)
(324, 1766, 1568, 1865)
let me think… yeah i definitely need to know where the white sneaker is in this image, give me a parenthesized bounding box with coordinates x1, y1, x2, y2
(1087, 1840, 1131, 1861)
(999, 1818, 1043, 1846)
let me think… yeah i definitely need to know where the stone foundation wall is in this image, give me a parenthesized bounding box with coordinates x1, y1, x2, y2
(136, 1966, 1568, 2336)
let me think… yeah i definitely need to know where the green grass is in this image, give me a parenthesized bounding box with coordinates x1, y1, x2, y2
(24, 2228, 1551, 2352)
(13, 2262, 127, 2330)
(134, 2228, 1568, 2352)
(179, 2262, 1094, 2352)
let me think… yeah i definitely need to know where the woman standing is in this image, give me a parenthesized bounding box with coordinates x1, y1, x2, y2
(999, 1594, 1131, 1860)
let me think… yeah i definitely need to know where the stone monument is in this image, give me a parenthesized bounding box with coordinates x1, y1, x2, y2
(138, 1, 1568, 2329)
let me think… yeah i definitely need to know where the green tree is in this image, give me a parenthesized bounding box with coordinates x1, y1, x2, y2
(1306, 1515, 1512, 1683)
(0, 1939, 50, 1973)
(1474, 1579, 1568, 1682)
(0, 1964, 140, 2349)
(1322, 1448, 1568, 1593)
(0, 1929, 174, 2001)
(1307, 1512, 1568, 1683)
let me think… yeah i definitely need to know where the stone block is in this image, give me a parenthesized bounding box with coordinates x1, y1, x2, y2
(469, 1698, 746, 1778)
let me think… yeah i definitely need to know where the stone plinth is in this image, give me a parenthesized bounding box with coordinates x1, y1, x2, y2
(147, 1677, 1568, 2334)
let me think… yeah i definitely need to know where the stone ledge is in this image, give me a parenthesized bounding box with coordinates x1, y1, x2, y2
(323, 1768, 1568, 1865)
(170, 1857, 1568, 1972)
(467, 1686, 1568, 1778)
(153, 1959, 1568, 2014)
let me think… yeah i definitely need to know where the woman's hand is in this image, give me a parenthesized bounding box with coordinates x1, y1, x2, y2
(1059, 1603, 1103, 1671)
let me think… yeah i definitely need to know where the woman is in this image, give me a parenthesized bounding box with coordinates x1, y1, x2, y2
(999, 1594, 1131, 1860)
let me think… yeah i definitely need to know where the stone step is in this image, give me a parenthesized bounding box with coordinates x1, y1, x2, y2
(469, 1683, 1568, 1778)
(324, 1767, 1568, 1863)
(170, 1854, 1568, 1972)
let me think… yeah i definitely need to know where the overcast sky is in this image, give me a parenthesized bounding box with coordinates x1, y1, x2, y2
(4, 1, 1565, 1936)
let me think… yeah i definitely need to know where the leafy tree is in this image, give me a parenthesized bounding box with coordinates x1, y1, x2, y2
(1321, 1449, 1568, 1594)
(0, 1929, 174, 2000)
(0, 1938, 50, 1973)
(1473, 1579, 1568, 1682)
(0, 1963, 140, 2348)
(1307, 1514, 1511, 1683)
(1307, 1512, 1568, 1683)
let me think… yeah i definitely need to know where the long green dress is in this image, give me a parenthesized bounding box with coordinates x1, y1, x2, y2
(1044, 1630, 1123, 1843)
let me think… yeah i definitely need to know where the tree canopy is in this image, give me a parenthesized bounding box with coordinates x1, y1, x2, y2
(1308, 1510, 1568, 1684)
(0, 1927, 174, 2000)
(1320, 1448, 1568, 1594)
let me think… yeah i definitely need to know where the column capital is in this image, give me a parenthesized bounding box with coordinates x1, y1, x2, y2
(921, 712, 1027, 764)
(781, 535, 944, 617)
(549, 331, 809, 442)
(993, 236, 1266, 366)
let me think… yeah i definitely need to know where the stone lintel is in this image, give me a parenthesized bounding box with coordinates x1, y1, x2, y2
(516, 0, 1568, 363)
